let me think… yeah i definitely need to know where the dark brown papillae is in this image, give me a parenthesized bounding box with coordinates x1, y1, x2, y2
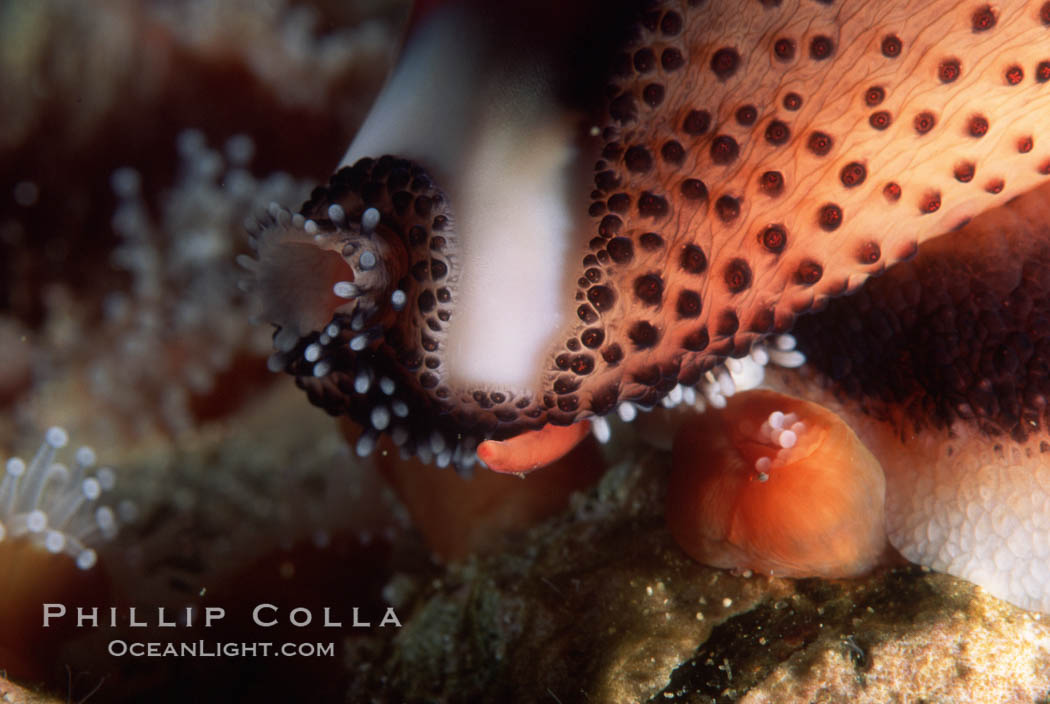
(277, 157, 496, 456)
(794, 183, 1050, 444)
(549, 0, 1050, 438)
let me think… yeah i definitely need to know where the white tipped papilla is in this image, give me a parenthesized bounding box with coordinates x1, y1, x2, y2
(274, 327, 301, 353)
(235, 253, 257, 271)
(391, 426, 410, 446)
(768, 334, 806, 368)
(359, 251, 378, 271)
(355, 432, 377, 458)
(430, 431, 446, 455)
(661, 385, 685, 409)
(750, 345, 770, 367)
(456, 449, 478, 475)
(727, 355, 765, 391)
(328, 204, 346, 224)
(716, 369, 735, 397)
(701, 377, 728, 409)
(591, 415, 611, 444)
(267, 353, 287, 373)
(361, 207, 381, 232)
(333, 281, 360, 299)
(769, 348, 807, 368)
(354, 371, 371, 394)
(371, 406, 391, 431)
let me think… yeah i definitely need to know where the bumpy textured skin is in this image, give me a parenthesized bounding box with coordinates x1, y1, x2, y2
(880, 426, 1050, 613)
(795, 181, 1050, 444)
(572, 0, 1050, 420)
(264, 0, 1050, 460)
(788, 181, 1050, 611)
(282, 159, 475, 438)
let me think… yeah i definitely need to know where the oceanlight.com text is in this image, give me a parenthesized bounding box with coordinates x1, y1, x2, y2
(107, 640, 336, 658)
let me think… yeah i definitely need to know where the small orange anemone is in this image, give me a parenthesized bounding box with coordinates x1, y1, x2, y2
(667, 389, 888, 578)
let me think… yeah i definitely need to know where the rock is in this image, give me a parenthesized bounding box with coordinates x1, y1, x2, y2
(0, 675, 63, 704)
(345, 445, 1050, 703)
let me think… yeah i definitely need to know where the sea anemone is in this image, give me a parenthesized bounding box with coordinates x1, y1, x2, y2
(0, 427, 122, 682)
(0, 426, 119, 569)
(667, 389, 888, 579)
(34, 130, 314, 440)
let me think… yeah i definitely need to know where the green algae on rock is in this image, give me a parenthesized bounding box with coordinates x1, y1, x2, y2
(344, 446, 1050, 703)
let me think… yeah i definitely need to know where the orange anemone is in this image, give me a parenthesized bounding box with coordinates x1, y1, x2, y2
(667, 389, 888, 578)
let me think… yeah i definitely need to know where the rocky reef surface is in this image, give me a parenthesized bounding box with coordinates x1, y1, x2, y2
(346, 439, 1050, 703)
